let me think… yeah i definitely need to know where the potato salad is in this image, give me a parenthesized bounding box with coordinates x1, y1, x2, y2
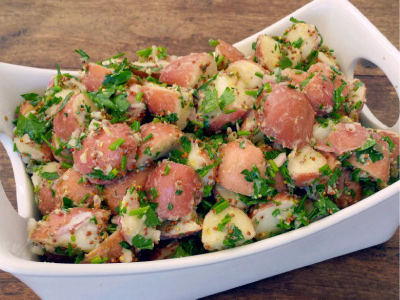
(14, 17, 399, 264)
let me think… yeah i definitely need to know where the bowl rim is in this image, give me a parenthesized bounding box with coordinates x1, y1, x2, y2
(0, 0, 399, 277)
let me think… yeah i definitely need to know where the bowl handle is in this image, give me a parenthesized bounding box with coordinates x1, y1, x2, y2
(340, 0, 400, 133)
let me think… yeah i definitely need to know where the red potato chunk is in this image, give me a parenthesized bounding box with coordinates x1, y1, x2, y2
(136, 122, 183, 168)
(195, 72, 255, 132)
(376, 130, 399, 167)
(250, 192, 298, 240)
(202, 206, 255, 251)
(303, 63, 349, 115)
(256, 35, 301, 72)
(288, 146, 328, 186)
(142, 83, 194, 129)
(314, 122, 369, 155)
(335, 170, 363, 208)
(284, 23, 321, 61)
(159, 213, 202, 239)
(145, 161, 203, 221)
(53, 168, 100, 208)
(73, 120, 138, 184)
(215, 39, 245, 69)
(226, 60, 266, 89)
(254, 84, 315, 149)
(82, 230, 135, 263)
(14, 134, 54, 164)
(159, 53, 218, 88)
(81, 63, 112, 92)
(53, 93, 97, 141)
(347, 133, 391, 185)
(217, 139, 266, 196)
(103, 168, 151, 215)
(28, 208, 110, 254)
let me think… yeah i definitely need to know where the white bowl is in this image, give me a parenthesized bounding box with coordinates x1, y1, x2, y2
(0, 0, 399, 299)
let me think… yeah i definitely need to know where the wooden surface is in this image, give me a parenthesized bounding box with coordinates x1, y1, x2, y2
(0, 0, 398, 299)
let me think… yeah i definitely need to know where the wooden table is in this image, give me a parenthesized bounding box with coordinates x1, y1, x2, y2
(0, 0, 398, 298)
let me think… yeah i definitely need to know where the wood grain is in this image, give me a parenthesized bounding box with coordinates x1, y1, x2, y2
(0, 0, 398, 299)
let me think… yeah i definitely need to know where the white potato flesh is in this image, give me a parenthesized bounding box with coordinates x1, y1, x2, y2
(202, 206, 255, 251)
(187, 141, 216, 187)
(239, 110, 264, 143)
(14, 134, 53, 163)
(285, 23, 321, 60)
(288, 146, 328, 186)
(312, 120, 335, 141)
(256, 35, 282, 71)
(226, 60, 266, 89)
(347, 79, 366, 112)
(119, 189, 161, 245)
(251, 193, 298, 240)
(214, 184, 248, 210)
(317, 51, 339, 68)
(31, 162, 62, 188)
(159, 213, 202, 239)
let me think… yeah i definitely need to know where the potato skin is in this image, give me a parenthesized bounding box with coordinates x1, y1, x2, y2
(215, 39, 245, 69)
(145, 161, 203, 220)
(53, 168, 99, 207)
(103, 168, 151, 215)
(314, 122, 369, 155)
(81, 63, 111, 92)
(159, 53, 218, 88)
(136, 122, 183, 168)
(217, 139, 266, 196)
(254, 84, 315, 149)
(73, 121, 138, 184)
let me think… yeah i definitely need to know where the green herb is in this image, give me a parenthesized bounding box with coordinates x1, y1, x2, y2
(131, 121, 140, 132)
(75, 49, 90, 62)
(333, 82, 346, 111)
(327, 167, 342, 187)
(330, 65, 342, 75)
(175, 190, 182, 195)
(87, 168, 118, 181)
(143, 133, 153, 142)
(40, 172, 59, 180)
(131, 234, 154, 250)
(222, 225, 244, 248)
(109, 138, 125, 151)
(137, 47, 153, 58)
(15, 113, 48, 144)
(381, 136, 395, 152)
(62, 197, 76, 210)
(241, 165, 277, 199)
(278, 53, 293, 70)
(168, 203, 173, 211)
(289, 17, 305, 24)
(292, 37, 303, 48)
(90, 256, 108, 264)
(200, 87, 235, 114)
(135, 91, 143, 102)
(272, 208, 280, 217)
(119, 241, 131, 250)
(169, 149, 187, 164)
(211, 199, 230, 214)
(245, 90, 258, 98)
(237, 131, 251, 136)
(61, 162, 73, 169)
(209, 39, 219, 46)
(163, 163, 171, 175)
(181, 136, 192, 153)
(149, 187, 159, 199)
(217, 214, 232, 231)
(264, 150, 281, 160)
